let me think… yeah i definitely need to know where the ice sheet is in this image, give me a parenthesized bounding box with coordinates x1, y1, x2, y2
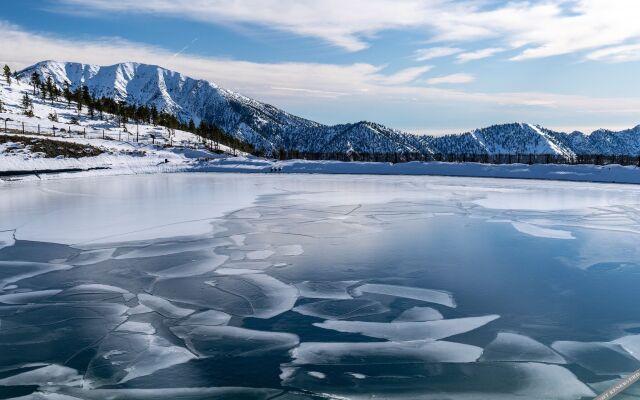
(353, 283, 456, 308)
(315, 315, 499, 341)
(480, 332, 566, 363)
(0, 174, 274, 245)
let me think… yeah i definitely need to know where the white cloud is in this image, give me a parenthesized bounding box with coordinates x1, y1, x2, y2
(414, 47, 462, 61)
(427, 73, 475, 85)
(51, 0, 640, 62)
(456, 48, 505, 63)
(1, 21, 639, 131)
(586, 43, 640, 62)
(377, 66, 433, 85)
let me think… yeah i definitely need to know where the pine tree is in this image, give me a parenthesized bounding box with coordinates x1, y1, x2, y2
(45, 76, 55, 105)
(2, 65, 10, 84)
(30, 72, 41, 96)
(63, 82, 72, 108)
(21, 93, 32, 109)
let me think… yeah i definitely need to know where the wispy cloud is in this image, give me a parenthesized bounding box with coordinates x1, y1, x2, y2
(586, 43, 640, 63)
(377, 66, 433, 85)
(456, 48, 505, 63)
(427, 73, 475, 85)
(1, 21, 639, 131)
(50, 0, 640, 62)
(414, 47, 462, 61)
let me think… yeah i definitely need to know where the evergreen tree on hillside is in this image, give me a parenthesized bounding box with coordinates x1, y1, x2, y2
(63, 82, 72, 108)
(2, 65, 10, 84)
(21, 93, 32, 109)
(30, 72, 41, 95)
(45, 76, 56, 105)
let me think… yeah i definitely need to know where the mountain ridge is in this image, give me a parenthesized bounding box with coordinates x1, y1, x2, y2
(19, 60, 640, 157)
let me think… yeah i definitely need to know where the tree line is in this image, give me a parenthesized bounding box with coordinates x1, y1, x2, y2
(3, 64, 255, 154)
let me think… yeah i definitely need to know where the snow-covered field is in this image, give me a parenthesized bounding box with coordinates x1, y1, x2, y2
(2, 75, 640, 184)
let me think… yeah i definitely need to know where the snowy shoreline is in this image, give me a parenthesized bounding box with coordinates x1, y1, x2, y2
(2, 151, 640, 185)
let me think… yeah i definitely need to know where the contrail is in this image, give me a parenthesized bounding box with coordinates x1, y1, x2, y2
(172, 38, 199, 57)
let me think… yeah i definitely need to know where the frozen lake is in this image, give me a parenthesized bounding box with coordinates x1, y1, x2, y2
(1, 173, 640, 399)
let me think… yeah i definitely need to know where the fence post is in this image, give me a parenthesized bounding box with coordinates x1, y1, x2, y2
(22, 122, 25, 134)
(52, 126, 55, 137)
(102, 129, 105, 139)
(37, 124, 40, 135)
(83, 128, 86, 138)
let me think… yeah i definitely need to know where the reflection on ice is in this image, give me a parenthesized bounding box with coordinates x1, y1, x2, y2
(0, 364, 83, 387)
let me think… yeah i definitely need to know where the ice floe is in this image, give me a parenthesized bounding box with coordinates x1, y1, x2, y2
(295, 281, 358, 300)
(511, 222, 575, 240)
(0, 364, 83, 387)
(314, 315, 500, 341)
(0, 230, 15, 250)
(290, 340, 484, 365)
(0, 289, 62, 304)
(246, 249, 275, 260)
(65, 248, 115, 266)
(480, 332, 566, 364)
(0, 261, 72, 289)
(153, 274, 298, 318)
(293, 299, 389, 320)
(353, 283, 456, 308)
(552, 340, 640, 375)
(86, 332, 195, 387)
(137, 293, 195, 319)
(150, 252, 228, 277)
(392, 306, 443, 322)
(171, 325, 299, 357)
(276, 244, 304, 256)
(36, 387, 283, 399)
(116, 321, 156, 335)
(178, 310, 231, 327)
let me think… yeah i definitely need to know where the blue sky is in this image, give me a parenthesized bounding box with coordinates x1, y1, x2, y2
(1, 0, 639, 135)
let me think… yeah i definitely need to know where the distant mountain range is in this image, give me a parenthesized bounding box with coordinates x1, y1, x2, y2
(20, 61, 640, 156)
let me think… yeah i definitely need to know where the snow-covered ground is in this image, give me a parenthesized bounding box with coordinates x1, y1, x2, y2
(2, 75, 640, 184)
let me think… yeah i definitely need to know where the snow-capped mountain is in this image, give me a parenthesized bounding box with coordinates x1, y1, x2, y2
(18, 61, 640, 156)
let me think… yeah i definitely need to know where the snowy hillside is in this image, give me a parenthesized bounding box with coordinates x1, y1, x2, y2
(11, 60, 640, 157)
